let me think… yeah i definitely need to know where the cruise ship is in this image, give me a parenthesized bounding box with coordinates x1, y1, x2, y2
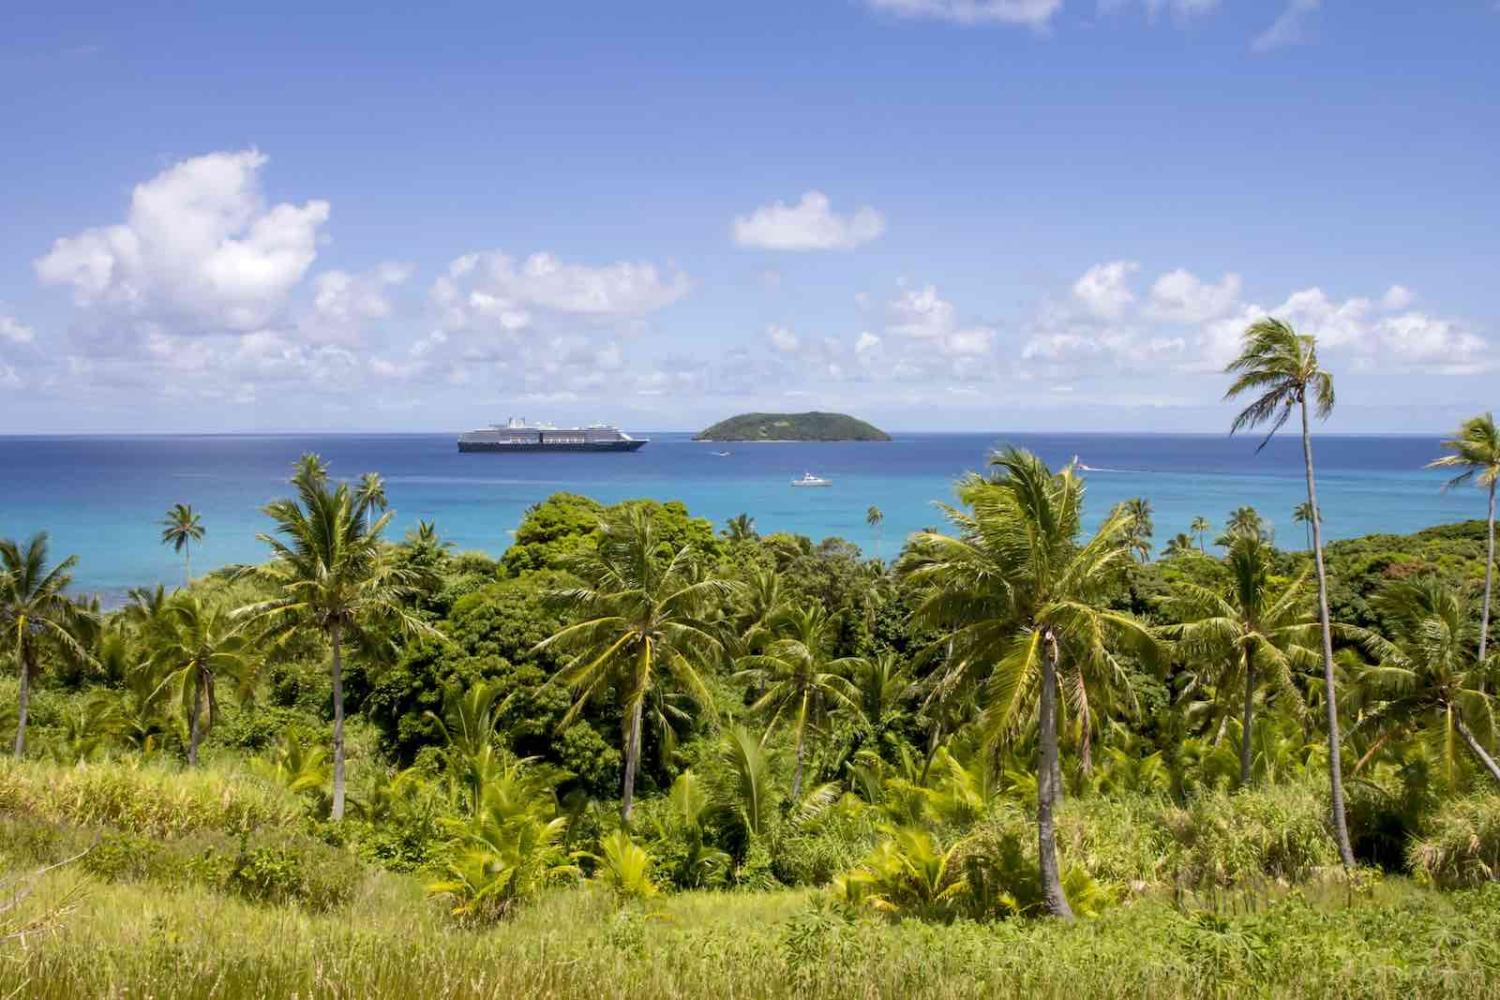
(457, 418, 648, 453)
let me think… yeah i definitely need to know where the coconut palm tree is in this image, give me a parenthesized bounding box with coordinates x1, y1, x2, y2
(148, 595, 257, 766)
(1224, 316, 1354, 868)
(1114, 497, 1154, 562)
(866, 505, 884, 560)
(1225, 505, 1266, 541)
(1190, 515, 1212, 554)
(0, 534, 94, 757)
(1351, 579, 1500, 786)
(1162, 533, 1198, 559)
(734, 603, 860, 798)
(1166, 530, 1318, 787)
(723, 513, 757, 542)
(159, 504, 205, 587)
(1428, 413, 1500, 663)
(354, 472, 388, 531)
(239, 457, 433, 820)
(536, 506, 727, 823)
(902, 448, 1153, 920)
(1292, 501, 1317, 552)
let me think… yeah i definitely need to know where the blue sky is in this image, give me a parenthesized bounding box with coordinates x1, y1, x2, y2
(1, 1, 1496, 433)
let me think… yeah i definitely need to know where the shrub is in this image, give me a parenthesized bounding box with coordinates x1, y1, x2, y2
(1409, 794, 1500, 889)
(1161, 782, 1339, 886)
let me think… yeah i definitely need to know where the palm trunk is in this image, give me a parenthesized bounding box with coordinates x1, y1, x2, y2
(1239, 646, 1255, 788)
(13, 652, 30, 758)
(1481, 480, 1495, 666)
(1038, 630, 1074, 921)
(1456, 716, 1500, 786)
(920, 716, 944, 784)
(184, 543, 192, 589)
(792, 724, 806, 800)
(1300, 395, 1356, 869)
(187, 675, 204, 766)
(621, 697, 644, 824)
(330, 624, 347, 821)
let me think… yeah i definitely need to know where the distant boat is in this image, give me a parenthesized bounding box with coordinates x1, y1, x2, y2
(791, 472, 832, 488)
(712, 450, 732, 457)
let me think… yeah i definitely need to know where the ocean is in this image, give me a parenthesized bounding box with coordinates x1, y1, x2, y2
(0, 432, 1479, 602)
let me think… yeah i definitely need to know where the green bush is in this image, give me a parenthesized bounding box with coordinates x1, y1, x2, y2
(1161, 782, 1340, 886)
(1409, 794, 1500, 889)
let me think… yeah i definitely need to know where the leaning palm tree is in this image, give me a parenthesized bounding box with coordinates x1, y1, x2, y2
(734, 603, 860, 798)
(1428, 413, 1500, 663)
(536, 506, 727, 823)
(866, 506, 885, 560)
(354, 472, 388, 531)
(0, 534, 94, 757)
(1292, 501, 1317, 552)
(1165, 530, 1318, 787)
(1190, 515, 1212, 554)
(148, 595, 257, 766)
(239, 458, 432, 820)
(159, 504, 205, 587)
(902, 448, 1153, 920)
(1224, 316, 1354, 868)
(1351, 579, 1500, 786)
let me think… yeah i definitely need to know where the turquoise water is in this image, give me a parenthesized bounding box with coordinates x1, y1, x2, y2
(0, 432, 1479, 601)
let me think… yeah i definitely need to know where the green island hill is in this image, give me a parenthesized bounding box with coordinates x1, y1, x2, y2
(693, 411, 891, 442)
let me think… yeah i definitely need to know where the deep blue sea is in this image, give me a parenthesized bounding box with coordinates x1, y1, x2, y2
(0, 432, 1479, 603)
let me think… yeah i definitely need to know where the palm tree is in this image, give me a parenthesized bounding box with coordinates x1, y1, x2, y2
(293, 452, 328, 490)
(1190, 515, 1212, 554)
(734, 603, 860, 798)
(1352, 579, 1500, 786)
(866, 506, 884, 560)
(159, 504, 205, 587)
(148, 595, 256, 766)
(1225, 505, 1266, 541)
(1162, 532, 1198, 559)
(723, 513, 757, 542)
(536, 506, 727, 823)
(354, 472, 388, 531)
(1428, 413, 1500, 663)
(1225, 316, 1354, 868)
(1292, 501, 1317, 552)
(240, 457, 432, 820)
(903, 448, 1153, 919)
(1114, 497, 1154, 562)
(1166, 530, 1318, 787)
(0, 534, 94, 757)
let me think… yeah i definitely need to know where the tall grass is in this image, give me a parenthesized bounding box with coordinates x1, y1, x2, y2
(1410, 794, 1500, 888)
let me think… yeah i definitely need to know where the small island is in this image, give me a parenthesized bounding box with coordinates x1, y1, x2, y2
(694, 411, 891, 442)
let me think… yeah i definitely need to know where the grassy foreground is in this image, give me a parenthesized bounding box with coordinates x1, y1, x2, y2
(4, 866, 1499, 999)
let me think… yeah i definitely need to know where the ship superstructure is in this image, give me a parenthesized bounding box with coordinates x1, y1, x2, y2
(457, 417, 647, 453)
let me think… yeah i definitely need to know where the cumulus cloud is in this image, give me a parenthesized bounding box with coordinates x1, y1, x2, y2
(1072, 261, 1139, 320)
(1252, 0, 1319, 52)
(1147, 269, 1242, 324)
(885, 284, 997, 363)
(865, 0, 1063, 27)
(732, 192, 885, 251)
(767, 325, 802, 354)
(302, 262, 412, 344)
(35, 150, 328, 333)
(0, 313, 35, 345)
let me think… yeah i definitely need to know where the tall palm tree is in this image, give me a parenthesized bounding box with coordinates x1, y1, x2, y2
(148, 595, 257, 766)
(240, 457, 432, 820)
(1352, 579, 1500, 786)
(354, 472, 388, 531)
(866, 505, 884, 560)
(902, 448, 1153, 919)
(723, 513, 757, 542)
(1225, 505, 1266, 541)
(734, 603, 860, 798)
(1166, 530, 1318, 787)
(160, 504, 205, 587)
(0, 534, 94, 757)
(536, 506, 727, 823)
(1225, 316, 1354, 868)
(1428, 413, 1500, 663)
(1292, 501, 1317, 552)
(1190, 515, 1212, 554)
(1115, 497, 1154, 562)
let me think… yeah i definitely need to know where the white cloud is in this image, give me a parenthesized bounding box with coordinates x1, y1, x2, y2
(865, 0, 1063, 27)
(885, 284, 997, 361)
(732, 191, 885, 251)
(302, 262, 412, 344)
(1252, 0, 1319, 52)
(767, 324, 801, 354)
(1147, 268, 1242, 324)
(0, 313, 35, 345)
(855, 331, 882, 354)
(1382, 284, 1414, 310)
(35, 150, 328, 333)
(1099, 0, 1221, 19)
(434, 251, 689, 329)
(1072, 260, 1139, 320)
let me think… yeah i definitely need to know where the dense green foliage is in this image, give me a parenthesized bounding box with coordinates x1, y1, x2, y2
(694, 411, 891, 442)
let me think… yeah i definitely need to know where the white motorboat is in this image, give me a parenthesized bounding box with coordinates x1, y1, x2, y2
(790, 472, 832, 488)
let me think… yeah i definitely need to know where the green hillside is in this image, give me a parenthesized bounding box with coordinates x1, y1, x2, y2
(694, 411, 890, 442)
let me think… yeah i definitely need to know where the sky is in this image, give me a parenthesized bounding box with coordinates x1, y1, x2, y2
(1, 1, 1497, 434)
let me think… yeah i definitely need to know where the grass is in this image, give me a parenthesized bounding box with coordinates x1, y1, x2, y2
(3, 865, 1498, 999)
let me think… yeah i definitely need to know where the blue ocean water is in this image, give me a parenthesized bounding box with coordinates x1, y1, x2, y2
(0, 432, 1479, 601)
